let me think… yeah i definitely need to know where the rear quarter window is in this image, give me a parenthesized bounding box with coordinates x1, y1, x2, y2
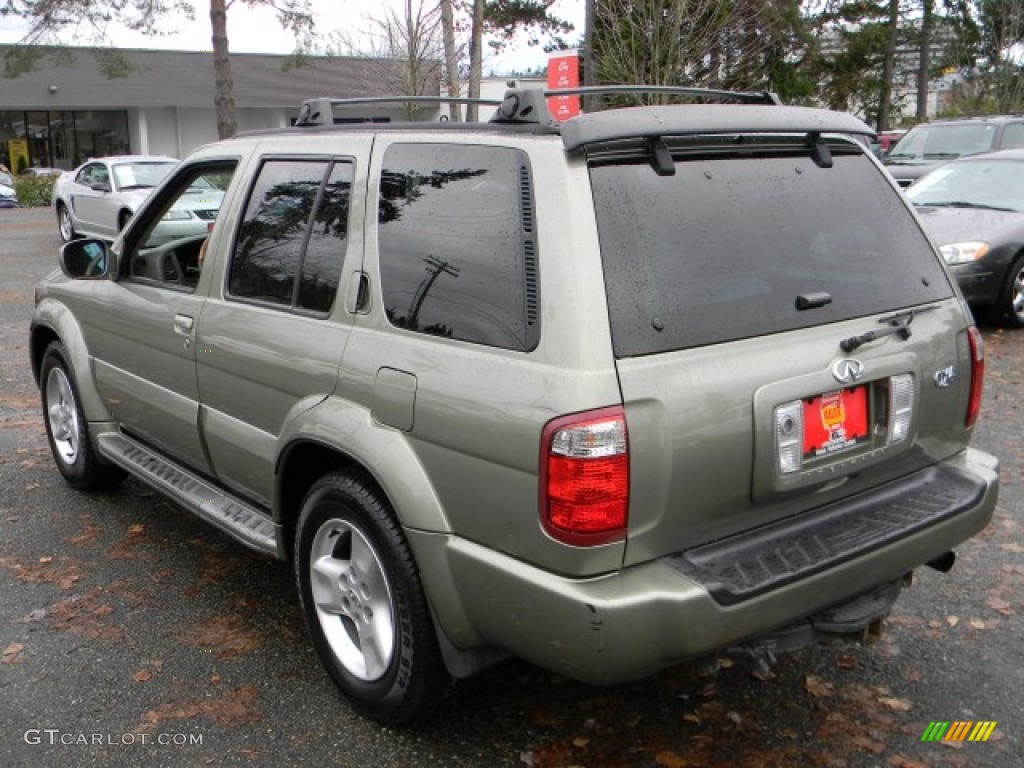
(590, 149, 953, 357)
(376, 143, 540, 352)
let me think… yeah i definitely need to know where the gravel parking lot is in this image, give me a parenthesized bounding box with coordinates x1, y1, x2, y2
(1, 207, 1022, 767)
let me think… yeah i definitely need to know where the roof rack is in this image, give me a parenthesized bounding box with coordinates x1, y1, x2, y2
(296, 85, 783, 128)
(295, 96, 502, 127)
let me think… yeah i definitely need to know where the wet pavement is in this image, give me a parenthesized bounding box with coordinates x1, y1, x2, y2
(1, 207, 1022, 767)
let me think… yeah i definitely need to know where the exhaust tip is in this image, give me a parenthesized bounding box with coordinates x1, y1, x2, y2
(926, 551, 956, 573)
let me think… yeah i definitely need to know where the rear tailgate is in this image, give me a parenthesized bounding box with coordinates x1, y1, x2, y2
(616, 303, 976, 566)
(586, 136, 978, 567)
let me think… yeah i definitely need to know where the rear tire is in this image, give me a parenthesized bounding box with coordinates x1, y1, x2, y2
(294, 471, 449, 724)
(39, 341, 125, 491)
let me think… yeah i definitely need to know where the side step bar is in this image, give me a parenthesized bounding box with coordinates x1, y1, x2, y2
(96, 432, 278, 556)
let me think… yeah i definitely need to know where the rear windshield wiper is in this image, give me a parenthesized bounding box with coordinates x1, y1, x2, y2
(840, 305, 939, 353)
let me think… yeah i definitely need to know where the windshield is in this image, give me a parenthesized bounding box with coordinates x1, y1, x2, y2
(888, 123, 997, 162)
(112, 161, 177, 191)
(906, 158, 1024, 212)
(591, 149, 952, 357)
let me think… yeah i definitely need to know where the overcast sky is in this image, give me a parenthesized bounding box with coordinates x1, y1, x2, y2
(0, 0, 584, 75)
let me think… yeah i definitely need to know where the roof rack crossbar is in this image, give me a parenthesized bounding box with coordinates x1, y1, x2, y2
(296, 96, 503, 126)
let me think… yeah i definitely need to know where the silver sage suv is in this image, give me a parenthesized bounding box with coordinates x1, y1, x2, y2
(31, 86, 1000, 724)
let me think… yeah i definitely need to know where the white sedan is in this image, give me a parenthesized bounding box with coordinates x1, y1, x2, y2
(53, 155, 225, 244)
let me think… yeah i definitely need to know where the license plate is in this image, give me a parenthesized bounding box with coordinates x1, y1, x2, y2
(802, 386, 869, 459)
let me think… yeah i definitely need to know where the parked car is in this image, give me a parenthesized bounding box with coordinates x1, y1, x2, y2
(52, 155, 225, 244)
(884, 115, 1024, 186)
(907, 149, 1024, 327)
(21, 166, 63, 177)
(31, 86, 999, 724)
(0, 170, 17, 208)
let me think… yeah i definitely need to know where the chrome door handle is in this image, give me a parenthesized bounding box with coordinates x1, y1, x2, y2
(173, 314, 194, 335)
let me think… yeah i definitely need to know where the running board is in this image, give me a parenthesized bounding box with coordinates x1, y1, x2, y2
(96, 432, 278, 556)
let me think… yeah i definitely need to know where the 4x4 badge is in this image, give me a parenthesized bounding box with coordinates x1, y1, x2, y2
(832, 358, 865, 385)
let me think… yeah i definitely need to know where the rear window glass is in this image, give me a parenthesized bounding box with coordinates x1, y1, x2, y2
(590, 150, 953, 357)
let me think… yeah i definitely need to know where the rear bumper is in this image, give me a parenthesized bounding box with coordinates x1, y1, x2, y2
(415, 447, 998, 685)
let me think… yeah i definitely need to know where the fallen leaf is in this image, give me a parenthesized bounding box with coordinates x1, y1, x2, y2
(132, 669, 153, 683)
(836, 654, 858, 669)
(682, 713, 701, 725)
(878, 696, 912, 712)
(946, 615, 959, 627)
(851, 734, 886, 754)
(571, 737, 588, 748)
(1000, 542, 1024, 554)
(887, 755, 929, 768)
(655, 751, 688, 768)
(986, 596, 1015, 616)
(3, 643, 24, 657)
(805, 675, 835, 698)
(38, 556, 52, 563)
(751, 667, 777, 681)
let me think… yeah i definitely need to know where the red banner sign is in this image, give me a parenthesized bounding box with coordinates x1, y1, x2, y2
(547, 50, 580, 120)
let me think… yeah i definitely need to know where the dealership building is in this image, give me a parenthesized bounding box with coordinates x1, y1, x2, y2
(0, 45, 434, 172)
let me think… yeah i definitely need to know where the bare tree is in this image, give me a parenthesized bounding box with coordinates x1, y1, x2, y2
(466, 0, 484, 120)
(440, 0, 462, 120)
(324, 0, 443, 119)
(591, 0, 786, 102)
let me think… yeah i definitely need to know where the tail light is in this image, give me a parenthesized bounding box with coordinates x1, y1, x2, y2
(540, 406, 629, 546)
(966, 325, 985, 429)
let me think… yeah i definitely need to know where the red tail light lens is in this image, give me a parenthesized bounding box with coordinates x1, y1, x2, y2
(966, 325, 985, 429)
(540, 406, 629, 546)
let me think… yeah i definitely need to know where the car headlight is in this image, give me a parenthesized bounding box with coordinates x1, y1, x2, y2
(162, 210, 192, 221)
(939, 241, 989, 265)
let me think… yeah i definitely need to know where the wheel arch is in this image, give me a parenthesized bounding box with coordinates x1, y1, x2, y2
(30, 301, 111, 422)
(274, 399, 453, 560)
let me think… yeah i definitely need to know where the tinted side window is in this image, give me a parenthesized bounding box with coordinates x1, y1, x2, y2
(298, 163, 352, 312)
(229, 159, 351, 313)
(1001, 122, 1024, 149)
(377, 143, 539, 351)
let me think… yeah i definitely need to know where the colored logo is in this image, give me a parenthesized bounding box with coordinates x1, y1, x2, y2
(920, 721, 997, 742)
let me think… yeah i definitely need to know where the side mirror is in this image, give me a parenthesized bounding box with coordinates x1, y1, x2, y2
(90, 182, 111, 193)
(61, 239, 113, 279)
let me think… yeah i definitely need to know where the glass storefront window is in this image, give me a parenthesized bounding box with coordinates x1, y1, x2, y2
(0, 109, 130, 172)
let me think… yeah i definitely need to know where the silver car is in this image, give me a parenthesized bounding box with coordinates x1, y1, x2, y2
(53, 155, 225, 243)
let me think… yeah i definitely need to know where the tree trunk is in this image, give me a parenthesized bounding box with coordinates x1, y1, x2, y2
(440, 0, 461, 121)
(877, 0, 900, 131)
(466, 0, 484, 121)
(210, 0, 236, 139)
(916, 0, 932, 121)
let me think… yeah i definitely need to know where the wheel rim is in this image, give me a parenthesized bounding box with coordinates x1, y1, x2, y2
(45, 367, 80, 465)
(59, 206, 72, 240)
(309, 517, 395, 682)
(1012, 263, 1024, 322)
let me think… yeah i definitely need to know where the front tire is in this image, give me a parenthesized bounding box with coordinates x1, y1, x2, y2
(57, 202, 77, 242)
(295, 471, 448, 724)
(39, 341, 125, 490)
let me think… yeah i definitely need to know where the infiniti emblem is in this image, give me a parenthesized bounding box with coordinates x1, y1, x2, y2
(832, 358, 865, 385)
